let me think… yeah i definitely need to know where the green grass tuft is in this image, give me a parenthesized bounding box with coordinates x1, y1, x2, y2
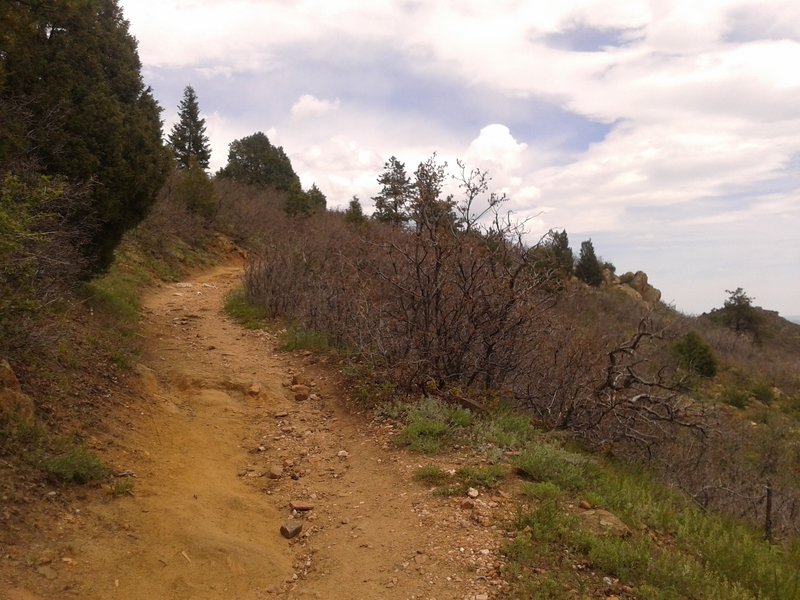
(44, 445, 109, 484)
(224, 287, 269, 329)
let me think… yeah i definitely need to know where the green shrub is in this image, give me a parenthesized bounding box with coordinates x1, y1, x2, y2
(722, 387, 750, 409)
(514, 444, 598, 492)
(672, 331, 718, 378)
(749, 381, 774, 404)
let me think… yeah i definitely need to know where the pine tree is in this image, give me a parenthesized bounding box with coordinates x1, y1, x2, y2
(575, 239, 603, 286)
(344, 196, 366, 224)
(372, 156, 412, 226)
(551, 230, 574, 275)
(168, 86, 211, 170)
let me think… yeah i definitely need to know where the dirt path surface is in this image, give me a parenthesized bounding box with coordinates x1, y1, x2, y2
(2, 265, 508, 600)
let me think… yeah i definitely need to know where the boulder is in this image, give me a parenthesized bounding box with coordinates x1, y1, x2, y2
(577, 509, 632, 538)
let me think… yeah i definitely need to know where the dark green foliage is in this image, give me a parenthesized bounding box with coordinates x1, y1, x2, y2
(217, 131, 301, 193)
(709, 288, 762, 340)
(0, 0, 169, 271)
(344, 196, 366, 224)
(372, 156, 413, 226)
(575, 239, 604, 286)
(672, 331, 718, 378)
(305, 184, 327, 212)
(168, 86, 211, 170)
(174, 156, 216, 219)
(0, 170, 89, 346)
(535, 229, 574, 275)
(44, 445, 109, 484)
(285, 184, 327, 218)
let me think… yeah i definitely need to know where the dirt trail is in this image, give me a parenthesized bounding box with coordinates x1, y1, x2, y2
(2, 265, 507, 600)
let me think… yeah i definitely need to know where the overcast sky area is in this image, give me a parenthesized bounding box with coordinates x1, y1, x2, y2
(118, 0, 799, 317)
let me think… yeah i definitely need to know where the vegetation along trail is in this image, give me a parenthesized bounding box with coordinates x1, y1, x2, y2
(2, 264, 506, 600)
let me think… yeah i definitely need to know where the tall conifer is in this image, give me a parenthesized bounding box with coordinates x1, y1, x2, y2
(168, 86, 211, 170)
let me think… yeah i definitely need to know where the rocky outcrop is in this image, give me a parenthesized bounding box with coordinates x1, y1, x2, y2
(614, 271, 662, 309)
(0, 359, 35, 422)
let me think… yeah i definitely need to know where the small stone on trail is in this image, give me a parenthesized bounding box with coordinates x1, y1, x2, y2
(289, 501, 315, 512)
(274, 411, 289, 418)
(467, 487, 479, 498)
(280, 520, 303, 539)
(291, 374, 308, 386)
(292, 384, 310, 401)
(579, 500, 591, 510)
(248, 383, 262, 396)
(268, 466, 283, 479)
(337, 450, 349, 458)
(36, 566, 57, 580)
(460, 499, 475, 510)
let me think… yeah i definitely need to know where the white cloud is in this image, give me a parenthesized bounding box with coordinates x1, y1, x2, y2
(119, 0, 800, 314)
(290, 94, 341, 120)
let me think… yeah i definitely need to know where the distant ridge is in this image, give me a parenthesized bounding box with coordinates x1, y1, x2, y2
(787, 315, 800, 325)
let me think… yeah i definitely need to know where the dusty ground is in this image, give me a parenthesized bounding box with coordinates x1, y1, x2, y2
(1, 265, 510, 600)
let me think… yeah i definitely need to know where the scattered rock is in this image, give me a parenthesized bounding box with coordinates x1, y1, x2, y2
(289, 501, 315, 512)
(579, 500, 591, 510)
(337, 450, 349, 458)
(280, 520, 303, 539)
(248, 383, 262, 396)
(267, 466, 283, 479)
(291, 374, 308, 386)
(35, 565, 57, 580)
(467, 487, 479, 499)
(292, 384, 310, 401)
(578, 509, 632, 538)
(460, 499, 475, 510)
(274, 411, 289, 418)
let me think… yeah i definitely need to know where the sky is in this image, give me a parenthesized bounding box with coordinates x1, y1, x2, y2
(118, 0, 800, 317)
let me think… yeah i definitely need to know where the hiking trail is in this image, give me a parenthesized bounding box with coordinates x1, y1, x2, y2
(2, 265, 508, 600)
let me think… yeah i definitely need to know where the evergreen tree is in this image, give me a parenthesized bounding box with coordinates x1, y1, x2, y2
(306, 184, 327, 212)
(285, 184, 326, 218)
(575, 239, 603, 286)
(344, 196, 366, 224)
(372, 156, 412, 226)
(551, 230, 574, 275)
(174, 156, 216, 220)
(720, 287, 761, 339)
(168, 86, 211, 170)
(218, 132, 300, 192)
(0, 0, 170, 271)
(672, 331, 718, 378)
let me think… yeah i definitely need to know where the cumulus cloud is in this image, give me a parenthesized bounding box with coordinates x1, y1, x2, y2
(290, 94, 341, 120)
(119, 0, 800, 314)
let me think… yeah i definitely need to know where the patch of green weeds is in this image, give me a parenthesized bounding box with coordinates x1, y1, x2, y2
(396, 417, 449, 453)
(224, 287, 269, 329)
(81, 267, 148, 325)
(278, 324, 331, 352)
(513, 443, 598, 492)
(455, 464, 506, 489)
(43, 445, 109, 484)
(413, 464, 449, 486)
(521, 481, 563, 502)
(110, 477, 135, 497)
(476, 410, 535, 449)
(394, 397, 474, 454)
